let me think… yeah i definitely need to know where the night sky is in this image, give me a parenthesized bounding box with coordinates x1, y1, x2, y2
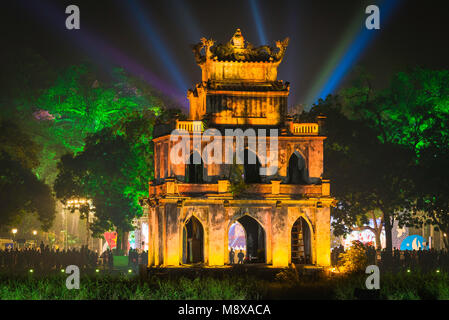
(3, 0, 449, 111)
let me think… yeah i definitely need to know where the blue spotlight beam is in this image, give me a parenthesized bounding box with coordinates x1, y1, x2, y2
(127, 0, 189, 94)
(315, 0, 402, 104)
(168, 0, 202, 42)
(19, 0, 186, 107)
(249, 0, 267, 45)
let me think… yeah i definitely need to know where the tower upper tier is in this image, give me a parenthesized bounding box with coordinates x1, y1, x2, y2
(192, 28, 289, 83)
(188, 29, 290, 125)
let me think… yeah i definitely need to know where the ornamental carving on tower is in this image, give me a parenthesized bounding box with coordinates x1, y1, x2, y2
(192, 28, 289, 63)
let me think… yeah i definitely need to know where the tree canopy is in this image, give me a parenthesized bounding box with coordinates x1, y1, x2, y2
(302, 68, 449, 251)
(53, 109, 159, 249)
(0, 119, 55, 230)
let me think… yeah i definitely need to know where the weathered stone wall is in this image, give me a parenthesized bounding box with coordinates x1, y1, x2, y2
(153, 135, 324, 185)
(315, 207, 331, 266)
(147, 201, 331, 268)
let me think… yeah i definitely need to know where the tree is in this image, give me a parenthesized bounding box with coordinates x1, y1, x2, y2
(340, 68, 449, 251)
(302, 95, 414, 251)
(412, 115, 449, 247)
(1, 52, 168, 234)
(54, 109, 159, 252)
(0, 119, 55, 230)
(33, 64, 164, 185)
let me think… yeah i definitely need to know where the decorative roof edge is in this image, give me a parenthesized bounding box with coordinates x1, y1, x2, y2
(192, 29, 289, 64)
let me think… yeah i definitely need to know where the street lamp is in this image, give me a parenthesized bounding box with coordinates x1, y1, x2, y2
(11, 228, 17, 248)
(67, 197, 92, 249)
(32, 230, 37, 248)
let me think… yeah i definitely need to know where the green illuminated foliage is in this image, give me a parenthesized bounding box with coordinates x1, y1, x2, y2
(54, 109, 160, 249)
(311, 68, 449, 252)
(1, 55, 167, 233)
(341, 68, 449, 153)
(32, 64, 163, 185)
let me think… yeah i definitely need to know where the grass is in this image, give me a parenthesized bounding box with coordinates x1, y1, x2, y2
(0, 272, 261, 300)
(1, 269, 449, 300)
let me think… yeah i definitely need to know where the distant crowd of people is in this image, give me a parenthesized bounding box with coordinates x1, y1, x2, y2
(332, 244, 449, 272)
(0, 242, 97, 272)
(378, 248, 449, 272)
(98, 248, 148, 270)
(128, 248, 148, 269)
(0, 242, 149, 273)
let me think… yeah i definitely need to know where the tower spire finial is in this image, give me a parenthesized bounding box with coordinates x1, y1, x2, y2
(231, 28, 245, 49)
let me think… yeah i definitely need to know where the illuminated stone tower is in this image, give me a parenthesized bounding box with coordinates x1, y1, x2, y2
(147, 29, 334, 267)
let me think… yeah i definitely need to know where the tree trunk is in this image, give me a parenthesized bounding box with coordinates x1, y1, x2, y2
(375, 229, 382, 250)
(116, 229, 122, 254)
(384, 212, 393, 253)
(371, 211, 382, 250)
(86, 211, 90, 249)
(122, 231, 129, 255)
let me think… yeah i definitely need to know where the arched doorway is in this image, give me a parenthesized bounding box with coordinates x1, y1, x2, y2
(182, 216, 204, 264)
(228, 221, 246, 264)
(186, 152, 204, 183)
(228, 215, 266, 263)
(291, 217, 311, 264)
(287, 152, 307, 184)
(243, 149, 261, 183)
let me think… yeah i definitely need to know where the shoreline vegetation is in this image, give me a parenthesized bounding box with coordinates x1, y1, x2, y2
(1, 268, 448, 300)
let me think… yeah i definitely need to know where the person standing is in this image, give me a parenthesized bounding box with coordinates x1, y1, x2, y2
(229, 248, 235, 264)
(237, 250, 244, 264)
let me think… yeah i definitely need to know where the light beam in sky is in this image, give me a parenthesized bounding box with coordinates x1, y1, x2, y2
(305, 0, 402, 108)
(20, 0, 186, 107)
(249, 0, 268, 45)
(126, 0, 189, 95)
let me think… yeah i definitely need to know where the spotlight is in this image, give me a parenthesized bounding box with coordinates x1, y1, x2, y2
(61, 269, 65, 273)
(311, 0, 402, 104)
(407, 269, 411, 273)
(437, 270, 440, 273)
(249, 0, 267, 45)
(126, 0, 188, 93)
(128, 269, 132, 273)
(29, 269, 34, 273)
(95, 269, 100, 273)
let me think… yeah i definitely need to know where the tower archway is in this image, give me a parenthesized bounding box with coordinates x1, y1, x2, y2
(228, 215, 266, 263)
(228, 221, 246, 263)
(182, 216, 204, 264)
(287, 151, 307, 184)
(291, 216, 311, 264)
